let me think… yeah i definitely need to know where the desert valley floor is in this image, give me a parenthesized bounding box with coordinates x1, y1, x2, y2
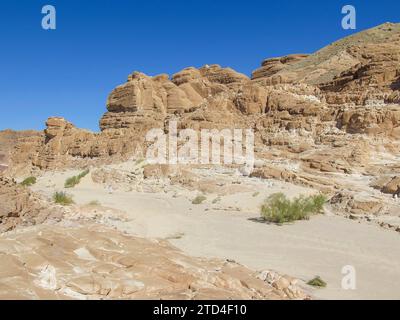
(23, 164, 400, 300)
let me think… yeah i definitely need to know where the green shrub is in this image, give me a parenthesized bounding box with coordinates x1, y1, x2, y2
(252, 192, 260, 197)
(78, 169, 90, 179)
(307, 276, 327, 288)
(312, 194, 327, 210)
(192, 195, 207, 205)
(20, 176, 37, 187)
(64, 176, 79, 188)
(260, 193, 326, 224)
(64, 169, 89, 188)
(53, 191, 74, 205)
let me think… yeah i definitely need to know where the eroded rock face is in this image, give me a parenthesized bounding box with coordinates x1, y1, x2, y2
(8, 117, 147, 173)
(100, 65, 249, 131)
(0, 224, 307, 300)
(252, 23, 400, 87)
(8, 65, 253, 172)
(0, 177, 63, 232)
(337, 106, 400, 137)
(383, 177, 400, 195)
(252, 54, 309, 83)
(0, 130, 41, 172)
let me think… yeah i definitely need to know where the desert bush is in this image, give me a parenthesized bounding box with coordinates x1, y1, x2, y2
(312, 194, 327, 210)
(78, 169, 90, 179)
(166, 232, 185, 240)
(53, 191, 74, 205)
(260, 193, 326, 224)
(88, 200, 100, 206)
(307, 276, 327, 288)
(212, 197, 221, 204)
(192, 195, 207, 205)
(20, 176, 37, 187)
(64, 169, 89, 188)
(64, 176, 79, 188)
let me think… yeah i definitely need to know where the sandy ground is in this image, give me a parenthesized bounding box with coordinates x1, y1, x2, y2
(31, 169, 400, 300)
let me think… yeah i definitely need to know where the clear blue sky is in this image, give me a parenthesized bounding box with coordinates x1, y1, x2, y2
(0, 0, 399, 131)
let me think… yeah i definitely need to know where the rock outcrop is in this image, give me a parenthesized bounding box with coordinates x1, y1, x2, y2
(100, 65, 249, 131)
(0, 177, 63, 232)
(252, 23, 400, 87)
(5, 22, 400, 221)
(0, 224, 307, 300)
(252, 54, 309, 83)
(0, 130, 41, 172)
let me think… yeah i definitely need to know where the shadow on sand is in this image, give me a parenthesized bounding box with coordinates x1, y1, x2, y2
(247, 217, 294, 226)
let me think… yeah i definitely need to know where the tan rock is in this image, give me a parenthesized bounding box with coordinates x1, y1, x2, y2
(382, 177, 400, 195)
(0, 224, 307, 300)
(0, 177, 63, 232)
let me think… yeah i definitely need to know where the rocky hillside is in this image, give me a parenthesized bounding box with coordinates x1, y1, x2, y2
(5, 22, 400, 226)
(0, 130, 41, 172)
(252, 22, 400, 90)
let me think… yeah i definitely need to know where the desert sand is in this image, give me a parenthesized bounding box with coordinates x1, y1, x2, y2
(29, 166, 400, 300)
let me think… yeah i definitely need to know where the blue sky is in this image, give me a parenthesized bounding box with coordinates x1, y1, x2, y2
(0, 0, 399, 131)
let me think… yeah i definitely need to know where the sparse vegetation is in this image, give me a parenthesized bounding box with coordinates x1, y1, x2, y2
(53, 191, 74, 205)
(88, 200, 100, 206)
(307, 276, 327, 288)
(260, 193, 326, 224)
(252, 192, 260, 197)
(165, 232, 185, 240)
(212, 197, 221, 204)
(192, 195, 207, 205)
(20, 176, 37, 187)
(64, 169, 89, 188)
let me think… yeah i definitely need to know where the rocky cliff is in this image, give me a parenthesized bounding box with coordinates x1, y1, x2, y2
(0, 130, 41, 172)
(5, 22, 400, 220)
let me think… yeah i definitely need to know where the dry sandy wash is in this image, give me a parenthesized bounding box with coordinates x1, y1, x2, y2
(28, 165, 400, 300)
(1, 23, 400, 300)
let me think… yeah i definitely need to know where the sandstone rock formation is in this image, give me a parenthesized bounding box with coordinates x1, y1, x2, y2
(0, 177, 63, 232)
(252, 54, 309, 84)
(5, 22, 400, 223)
(0, 224, 307, 300)
(0, 130, 41, 172)
(252, 23, 400, 88)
